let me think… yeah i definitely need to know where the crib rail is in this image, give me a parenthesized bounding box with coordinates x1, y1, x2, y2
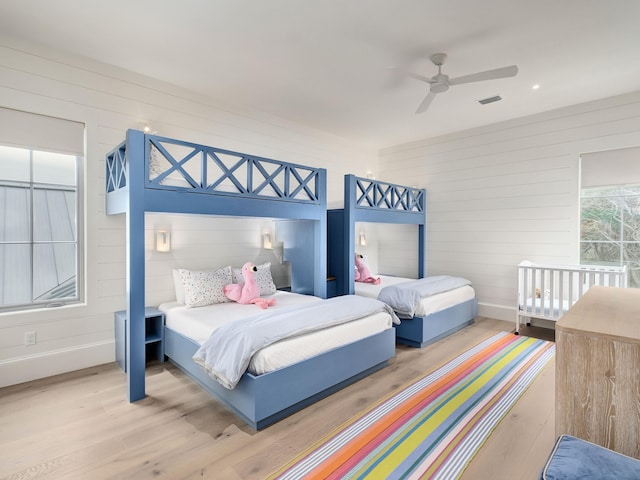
(515, 261, 628, 333)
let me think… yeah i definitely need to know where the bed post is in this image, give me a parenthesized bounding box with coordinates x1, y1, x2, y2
(344, 175, 357, 295)
(125, 129, 147, 402)
(418, 223, 426, 278)
(315, 169, 328, 298)
(418, 187, 427, 278)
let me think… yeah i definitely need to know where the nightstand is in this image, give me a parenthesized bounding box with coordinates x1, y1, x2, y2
(114, 307, 165, 372)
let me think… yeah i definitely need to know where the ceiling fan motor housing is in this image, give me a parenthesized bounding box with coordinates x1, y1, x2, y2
(430, 74, 450, 93)
(430, 53, 448, 66)
(429, 54, 449, 92)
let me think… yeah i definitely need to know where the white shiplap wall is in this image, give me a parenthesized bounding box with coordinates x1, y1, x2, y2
(2, 31, 640, 387)
(379, 91, 640, 321)
(0, 35, 377, 387)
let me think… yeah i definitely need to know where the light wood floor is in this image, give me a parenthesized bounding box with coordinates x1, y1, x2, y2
(0, 318, 556, 480)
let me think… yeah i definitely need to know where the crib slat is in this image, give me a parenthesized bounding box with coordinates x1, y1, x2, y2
(568, 273, 574, 307)
(545, 270, 558, 317)
(531, 268, 537, 316)
(558, 270, 564, 316)
(522, 268, 529, 315)
(540, 270, 546, 318)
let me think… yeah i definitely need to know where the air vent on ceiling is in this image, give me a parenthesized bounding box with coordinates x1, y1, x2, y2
(478, 95, 502, 105)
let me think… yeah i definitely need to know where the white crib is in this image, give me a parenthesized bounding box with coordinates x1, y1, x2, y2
(516, 261, 628, 334)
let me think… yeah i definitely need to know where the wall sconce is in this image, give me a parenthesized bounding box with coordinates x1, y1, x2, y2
(262, 233, 273, 249)
(359, 232, 367, 247)
(156, 230, 171, 252)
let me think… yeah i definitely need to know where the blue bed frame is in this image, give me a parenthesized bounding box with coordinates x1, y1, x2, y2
(327, 174, 477, 348)
(105, 131, 395, 428)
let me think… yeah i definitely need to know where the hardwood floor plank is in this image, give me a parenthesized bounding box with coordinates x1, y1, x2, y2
(0, 317, 557, 479)
(460, 358, 556, 480)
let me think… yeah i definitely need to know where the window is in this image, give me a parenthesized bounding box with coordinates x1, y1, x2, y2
(0, 108, 84, 311)
(580, 186, 640, 287)
(580, 146, 640, 289)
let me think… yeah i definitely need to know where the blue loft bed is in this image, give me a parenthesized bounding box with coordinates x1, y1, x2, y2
(327, 174, 477, 348)
(105, 131, 395, 429)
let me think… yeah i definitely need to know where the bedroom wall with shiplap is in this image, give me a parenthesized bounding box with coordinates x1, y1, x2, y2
(378, 91, 640, 321)
(0, 35, 378, 388)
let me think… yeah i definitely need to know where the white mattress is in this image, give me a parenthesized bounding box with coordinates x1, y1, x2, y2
(520, 297, 570, 320)
(355, 275, 476, 317)
(159, 291, 392, 376)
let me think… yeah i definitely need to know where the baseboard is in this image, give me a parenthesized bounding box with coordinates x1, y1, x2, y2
(0, 340, 115, 388)
(477, 302, 515, 322)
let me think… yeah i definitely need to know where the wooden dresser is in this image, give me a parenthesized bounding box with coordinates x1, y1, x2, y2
(555, 286, 640, 459)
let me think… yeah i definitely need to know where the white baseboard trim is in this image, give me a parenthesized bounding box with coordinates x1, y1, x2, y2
(478, 302, 516, 323)
(0, 340, 115, 388)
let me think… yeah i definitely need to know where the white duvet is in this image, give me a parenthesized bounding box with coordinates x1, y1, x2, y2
(159, 291, 392, 376)
(355, 274, 476, 317)
(193, 295, 398, 389)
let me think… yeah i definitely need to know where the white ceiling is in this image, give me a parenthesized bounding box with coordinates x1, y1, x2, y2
(2, 0, 640, 149)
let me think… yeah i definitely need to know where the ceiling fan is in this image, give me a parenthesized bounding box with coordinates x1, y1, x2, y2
(410, 53, 518, 114)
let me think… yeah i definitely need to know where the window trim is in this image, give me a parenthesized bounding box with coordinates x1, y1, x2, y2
(0, 147, 84, 313)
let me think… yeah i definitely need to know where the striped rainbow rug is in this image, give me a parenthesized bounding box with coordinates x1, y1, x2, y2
(270, 331, 555, 480)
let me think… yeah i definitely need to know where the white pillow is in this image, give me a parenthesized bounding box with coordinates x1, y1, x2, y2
(178, 266, 233, 308)
(172, 269, 186, 304)
(232, 262, 277, 295)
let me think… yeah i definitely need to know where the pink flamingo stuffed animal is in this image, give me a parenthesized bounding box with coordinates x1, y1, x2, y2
(223, 262, 276, 309)
(354, 254, 381, 285)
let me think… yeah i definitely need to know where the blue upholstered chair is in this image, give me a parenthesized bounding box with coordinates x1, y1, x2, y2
(540, 435, 640, 479)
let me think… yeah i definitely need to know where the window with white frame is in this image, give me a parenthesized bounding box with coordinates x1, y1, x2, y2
(0, 108, 84, 311)
(580, 147, 640, 288)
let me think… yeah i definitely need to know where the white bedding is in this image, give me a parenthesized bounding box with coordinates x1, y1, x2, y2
(355, 275, 476, 317)
(520, 297, 570, 320)
(159, 291, 392, 376)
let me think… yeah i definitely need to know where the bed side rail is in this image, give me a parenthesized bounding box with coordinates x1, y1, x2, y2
(105, 131, 324, 214)
(105, 139, 128, 215)
(350, 175, 425, 214)
(146, 135, 323, 204)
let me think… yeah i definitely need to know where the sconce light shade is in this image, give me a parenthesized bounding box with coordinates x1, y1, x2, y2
(359, 232, 367, 247)
(262, 233, 273, 249)
(156, 230, 171, 252)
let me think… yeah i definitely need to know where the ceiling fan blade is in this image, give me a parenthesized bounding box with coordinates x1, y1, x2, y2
(415, 92, 436, 114)
(408, 72, 436, 84)
(449, 65, 518, 86)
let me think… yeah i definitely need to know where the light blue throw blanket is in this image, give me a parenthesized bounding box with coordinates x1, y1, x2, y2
(193, 295, 399, 389)
(377, 275, 472, 319)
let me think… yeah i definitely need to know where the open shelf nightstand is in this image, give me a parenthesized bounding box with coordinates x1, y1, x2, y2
(114, 307, 165, 372)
